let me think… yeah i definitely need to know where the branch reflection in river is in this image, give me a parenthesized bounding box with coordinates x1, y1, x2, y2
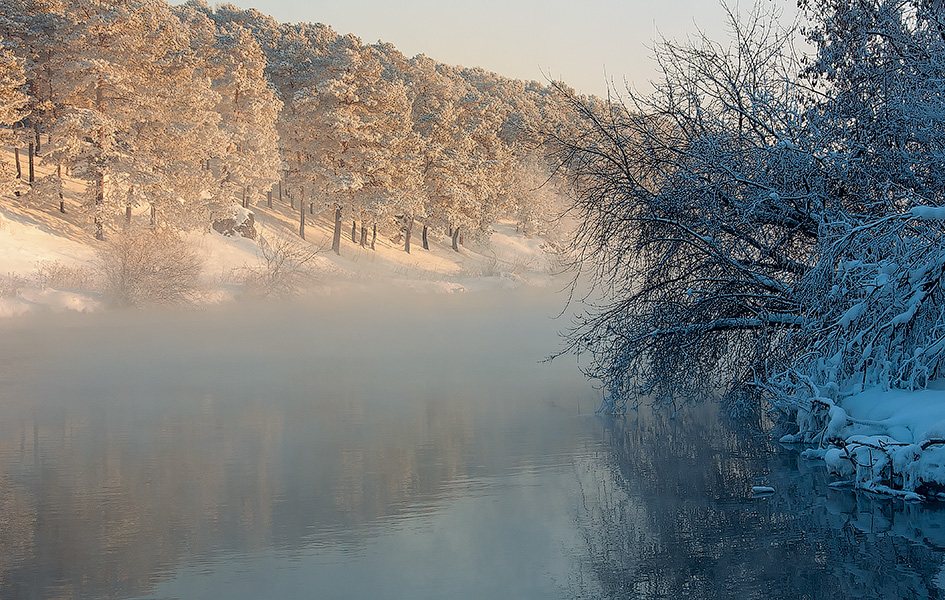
(577, 404, 945, 598)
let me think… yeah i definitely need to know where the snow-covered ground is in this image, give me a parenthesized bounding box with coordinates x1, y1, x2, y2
(780, 384, 945, 501)
(0, 192, 564, 317)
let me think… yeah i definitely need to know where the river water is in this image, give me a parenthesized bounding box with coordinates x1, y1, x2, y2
(1, 288, 944, 599)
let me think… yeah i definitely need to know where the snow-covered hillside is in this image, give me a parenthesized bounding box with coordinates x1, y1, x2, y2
(0, 195, 565, 317)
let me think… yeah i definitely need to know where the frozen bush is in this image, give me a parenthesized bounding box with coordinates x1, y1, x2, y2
(97, 228, 204, 308)
(240, 234, 321, 299)
(36, 260, 98, 291)
(0, 273, 26, 299)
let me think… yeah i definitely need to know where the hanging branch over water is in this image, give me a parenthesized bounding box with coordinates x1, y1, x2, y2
(549, 1, 945, 419)
(548, 7, 819, 412)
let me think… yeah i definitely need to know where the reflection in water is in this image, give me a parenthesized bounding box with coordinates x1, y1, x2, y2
(0, 289, 943, 599)
(580, 407, 945, 599)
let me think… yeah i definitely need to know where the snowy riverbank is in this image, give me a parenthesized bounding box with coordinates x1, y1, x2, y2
(782, 385, 945, 501)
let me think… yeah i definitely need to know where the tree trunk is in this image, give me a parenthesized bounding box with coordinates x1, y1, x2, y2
(57, 164, 64, 213)
(360, 224, 367, 247)
(448, 225, 453, 236)
(150, 203, 156, 227)
(267, 190, 272, 208)
(242, 186, 248, 209)
(93, 78, 106, 240)
(14, 147, 20, 179)
(332, 206, 342, 255)
(404, 216, 414, 253)
(371, 224, 377, 250)
(422, 224, 429, 250)
(299, 186, 305, 240)
(309, 202, 314, 214)
(451, 226, 460, 251)
(34, 122, 40, 155)
(278, 181, 283, 204)
(28, 141, 34, 184)
(351, 220, 357, 244)
(94, 174, 105, 240)
(126, 204, 132, 223)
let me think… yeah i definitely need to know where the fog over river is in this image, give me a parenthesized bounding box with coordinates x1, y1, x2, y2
(1, 287, 944, 599)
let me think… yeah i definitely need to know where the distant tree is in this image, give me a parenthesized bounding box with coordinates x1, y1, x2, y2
(0, 0, 67, 201)
(261, 21, 336, 238)
(506, 153, 567, 237)
(204, 21, 281, 213)
(406, 55, 462, 250)
(0, 0, 65, 147)
(292, 34, 416, 254)
(409, 65, 514, 251)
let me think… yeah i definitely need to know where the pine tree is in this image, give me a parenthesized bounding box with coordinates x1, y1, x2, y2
(47, 0, 221, 236)
(292, 33, 416, 253)
(197, 19, 281, 216)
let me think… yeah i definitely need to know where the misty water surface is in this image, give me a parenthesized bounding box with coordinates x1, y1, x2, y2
(1, 287, 945, 599)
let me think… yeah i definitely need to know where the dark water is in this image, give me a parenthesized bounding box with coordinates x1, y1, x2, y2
(1, 288, 944, 599)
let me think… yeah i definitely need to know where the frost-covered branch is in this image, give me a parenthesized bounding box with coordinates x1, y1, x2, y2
(552, 0, 945, 424)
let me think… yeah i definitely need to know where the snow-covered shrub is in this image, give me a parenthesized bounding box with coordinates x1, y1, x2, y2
(0, 273, 26, 299)
(777, 213, 945, 399)
(97, 228, 204, 308)
(240, 234, 320, 299)
(36, 260, 98, 291)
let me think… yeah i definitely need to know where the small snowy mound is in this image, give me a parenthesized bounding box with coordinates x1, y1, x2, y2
(783, 386, 945, 500)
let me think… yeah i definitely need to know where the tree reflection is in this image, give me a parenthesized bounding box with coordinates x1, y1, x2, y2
(3, 299, 945, 599)
(0, 295, 588, 600)
(578, 405, 945, 599)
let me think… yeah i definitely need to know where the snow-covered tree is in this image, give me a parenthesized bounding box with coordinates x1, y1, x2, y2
(446, 68, 517, 249)
(553, 1, 945, 421)
(406, 55, 463, 250)
(549, 6, 823, 412)
(210, 24, 280, 203)
(47, 0, 221, 237)
(407, 64, 515, 252)
(371, 41, 422, 252)
(260, 20, 335, 238)
(0, 0, 67, 199)
(291, 33, 416, 254)
(0, 35, 27, 191)
(505, 153, 567, 237)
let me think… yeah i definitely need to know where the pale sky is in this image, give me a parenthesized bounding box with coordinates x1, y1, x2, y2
(185, 0, 799, 98)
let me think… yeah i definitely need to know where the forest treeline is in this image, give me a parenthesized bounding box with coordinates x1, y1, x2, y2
(0, 0, 577, 252)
